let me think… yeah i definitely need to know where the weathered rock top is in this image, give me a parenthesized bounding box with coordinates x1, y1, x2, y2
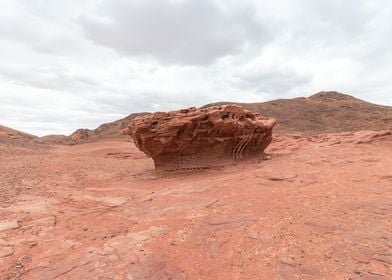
(129, 105, 277, 171)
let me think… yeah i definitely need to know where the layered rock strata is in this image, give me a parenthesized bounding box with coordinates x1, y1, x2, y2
(129, 105, 277, 171)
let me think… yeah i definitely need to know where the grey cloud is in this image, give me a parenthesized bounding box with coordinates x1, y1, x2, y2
(80, 0, 268, 65)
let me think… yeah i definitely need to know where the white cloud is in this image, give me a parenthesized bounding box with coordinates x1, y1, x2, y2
(0, 0, 391, 136)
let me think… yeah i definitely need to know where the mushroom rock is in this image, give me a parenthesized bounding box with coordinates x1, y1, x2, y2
(129, 105, 277, 171)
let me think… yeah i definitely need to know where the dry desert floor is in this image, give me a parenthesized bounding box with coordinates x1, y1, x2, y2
(1, 131, 392, 279)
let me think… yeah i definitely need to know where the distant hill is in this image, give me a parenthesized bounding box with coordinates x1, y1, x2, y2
(39, 113, 147, 144)
(3, 91, 392, 145)
(0, 124, 38, 144)
(201, 91, 392, 134)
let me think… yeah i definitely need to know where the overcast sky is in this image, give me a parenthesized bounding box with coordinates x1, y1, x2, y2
(1, 0, 392, 136)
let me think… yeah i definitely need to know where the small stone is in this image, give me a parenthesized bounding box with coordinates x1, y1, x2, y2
(61, 240, 80, 249)
(129, 255, 139, 265)
(0, 220, 20, 232)
(26, 241, 38, 248)
(0, 246, 15, 258)
(108, 254, 120, 262)
(368, 271, 385, 276)
(279, 255, 297, 267)
(351, 250, 371, 264)
(87, 247, 95, 253)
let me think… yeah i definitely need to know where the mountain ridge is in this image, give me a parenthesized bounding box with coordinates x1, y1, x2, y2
(201, 91, 392, 134)
(2, 91, 391, 144)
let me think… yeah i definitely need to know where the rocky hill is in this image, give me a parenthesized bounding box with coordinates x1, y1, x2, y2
(0, 124, 38, 145)
(65, 91, 391, 142)
(202, 91, 392, 134)
(0, 125, 37, 139)
(40, 113, 147, 144)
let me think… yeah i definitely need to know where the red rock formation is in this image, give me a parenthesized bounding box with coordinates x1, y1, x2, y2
(129, 105, 277, 171)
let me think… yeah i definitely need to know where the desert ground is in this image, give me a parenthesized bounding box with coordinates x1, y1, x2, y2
(1, 130, 391, 279)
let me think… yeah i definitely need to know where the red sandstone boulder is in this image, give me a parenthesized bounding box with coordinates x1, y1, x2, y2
(129, 105, 277, 171)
